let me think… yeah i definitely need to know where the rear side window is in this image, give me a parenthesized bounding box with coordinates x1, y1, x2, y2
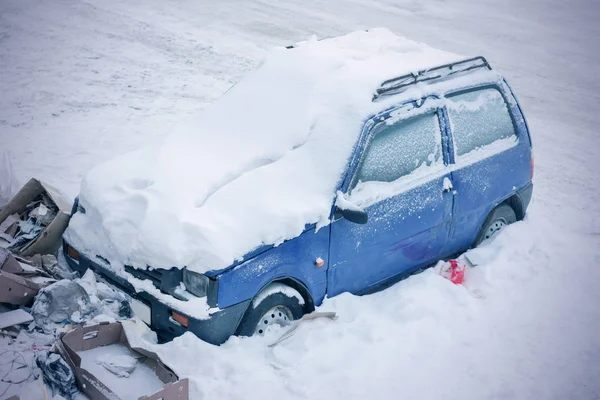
(447, 88, 516, 157)
(354, 111, 442, 187)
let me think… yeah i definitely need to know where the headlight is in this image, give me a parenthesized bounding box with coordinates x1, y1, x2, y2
(182, 269, 209, 297)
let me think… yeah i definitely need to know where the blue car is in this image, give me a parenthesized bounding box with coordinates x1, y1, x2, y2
(63, 51, 532, 345)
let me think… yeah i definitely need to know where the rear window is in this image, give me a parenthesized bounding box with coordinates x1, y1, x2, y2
(354, 111, 442, 186)
(446, 87, 516, 157)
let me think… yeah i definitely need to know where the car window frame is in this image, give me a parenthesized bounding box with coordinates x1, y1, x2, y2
(443, 84, 520, 162)
(347, 104, 447, 194)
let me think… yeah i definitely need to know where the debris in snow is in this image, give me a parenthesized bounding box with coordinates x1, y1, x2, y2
(0, 326, 56, 399)
(0, 214, 19, 245)
(0, 247, 56, 306)
(435, 254, 487, 299)
(42, 252, 78, 281)
(25, 268, 131, 334)
(0, 349, 35, 399)
(76, 269, 132, 321)
(96, 353, 137, 378)
(0, 178, 72, 257)
(35, 351, 78, 400)
(31, 280, 92, 331)
(59, 322, 189, 400)
(0, 310, 33, 330)
(8, 376, 52, 400)
(438, 259, 467, 285)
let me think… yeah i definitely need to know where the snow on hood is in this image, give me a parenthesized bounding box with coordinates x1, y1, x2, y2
(65, 28, 464, 273)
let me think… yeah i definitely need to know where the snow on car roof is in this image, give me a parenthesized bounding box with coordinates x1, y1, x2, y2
(65, 28, 494, 274)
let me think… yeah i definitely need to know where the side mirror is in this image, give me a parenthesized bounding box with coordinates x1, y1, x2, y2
(335, 206, 368, 224)
(334, 191, 368, 224)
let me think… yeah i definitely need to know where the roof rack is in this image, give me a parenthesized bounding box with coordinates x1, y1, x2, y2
(373, 56, 492, 101)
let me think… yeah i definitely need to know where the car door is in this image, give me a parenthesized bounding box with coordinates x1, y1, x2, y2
(327, 105, 454, 297)
(441, 85, 529, 254)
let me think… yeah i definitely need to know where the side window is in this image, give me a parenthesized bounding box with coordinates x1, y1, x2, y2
(446, 87, 516, 157)
(353, 111, 442, 188)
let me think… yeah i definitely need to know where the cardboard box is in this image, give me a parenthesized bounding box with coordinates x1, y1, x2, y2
(0, 178, 71, 256)
(0, 247, 55, 306)
(58, 322, 189, 400)
(0, 309, 34, 329)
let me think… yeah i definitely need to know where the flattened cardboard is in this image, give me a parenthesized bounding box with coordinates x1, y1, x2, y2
(0, 247, 55, 306)
(0, 214, 19, 236)
(0, 270, 47, 305)
(0, 247, 50, 277)
(0, 309, 34, 329)
(0, 178, 72, 256)
(0, 247, 22, 273)
(58, 322, 189, 400)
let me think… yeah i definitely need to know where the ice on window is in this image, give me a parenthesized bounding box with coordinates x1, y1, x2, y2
(355, 111, 442, 185)
(447, 88, 516, 157)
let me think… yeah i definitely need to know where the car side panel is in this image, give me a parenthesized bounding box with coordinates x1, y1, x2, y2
(442, 83, 532, 254)
(328, 175, 453, 296)
(327, 104, 454, 296)
(215, 226, 330, 309)
(446, 143, 531, 252)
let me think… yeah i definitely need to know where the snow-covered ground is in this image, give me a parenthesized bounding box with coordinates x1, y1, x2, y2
(1, 0, 599, 399)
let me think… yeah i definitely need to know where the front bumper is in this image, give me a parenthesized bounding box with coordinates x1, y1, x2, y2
(63, 241, 250, 345)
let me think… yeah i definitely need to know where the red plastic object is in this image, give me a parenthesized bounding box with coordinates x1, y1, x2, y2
(445, 259, 466, 285)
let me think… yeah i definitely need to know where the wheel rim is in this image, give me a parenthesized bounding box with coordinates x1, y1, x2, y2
(254, 305, 293, 336)
(483, 218, 507, 241)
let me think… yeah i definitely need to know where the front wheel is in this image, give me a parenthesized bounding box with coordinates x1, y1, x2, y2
(237, 284, 305, 337)
(473, 203, 517, 247)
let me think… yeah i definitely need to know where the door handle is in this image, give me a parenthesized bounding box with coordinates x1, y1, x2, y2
(443, 177, 453, 193)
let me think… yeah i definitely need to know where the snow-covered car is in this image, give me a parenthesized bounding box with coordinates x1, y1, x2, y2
(62, 29, 533, 345)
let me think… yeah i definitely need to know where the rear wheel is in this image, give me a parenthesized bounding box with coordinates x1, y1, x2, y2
(237, 285, 305, 337)
(474, 204, 516, 247)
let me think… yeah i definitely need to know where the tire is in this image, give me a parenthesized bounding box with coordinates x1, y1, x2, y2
(473, 203, 517, 247)
(237, 286, 305, 337)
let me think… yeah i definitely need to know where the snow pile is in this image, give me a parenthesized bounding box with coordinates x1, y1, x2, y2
(131, 217, 600, 400)
(64, 28, 469, 273)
